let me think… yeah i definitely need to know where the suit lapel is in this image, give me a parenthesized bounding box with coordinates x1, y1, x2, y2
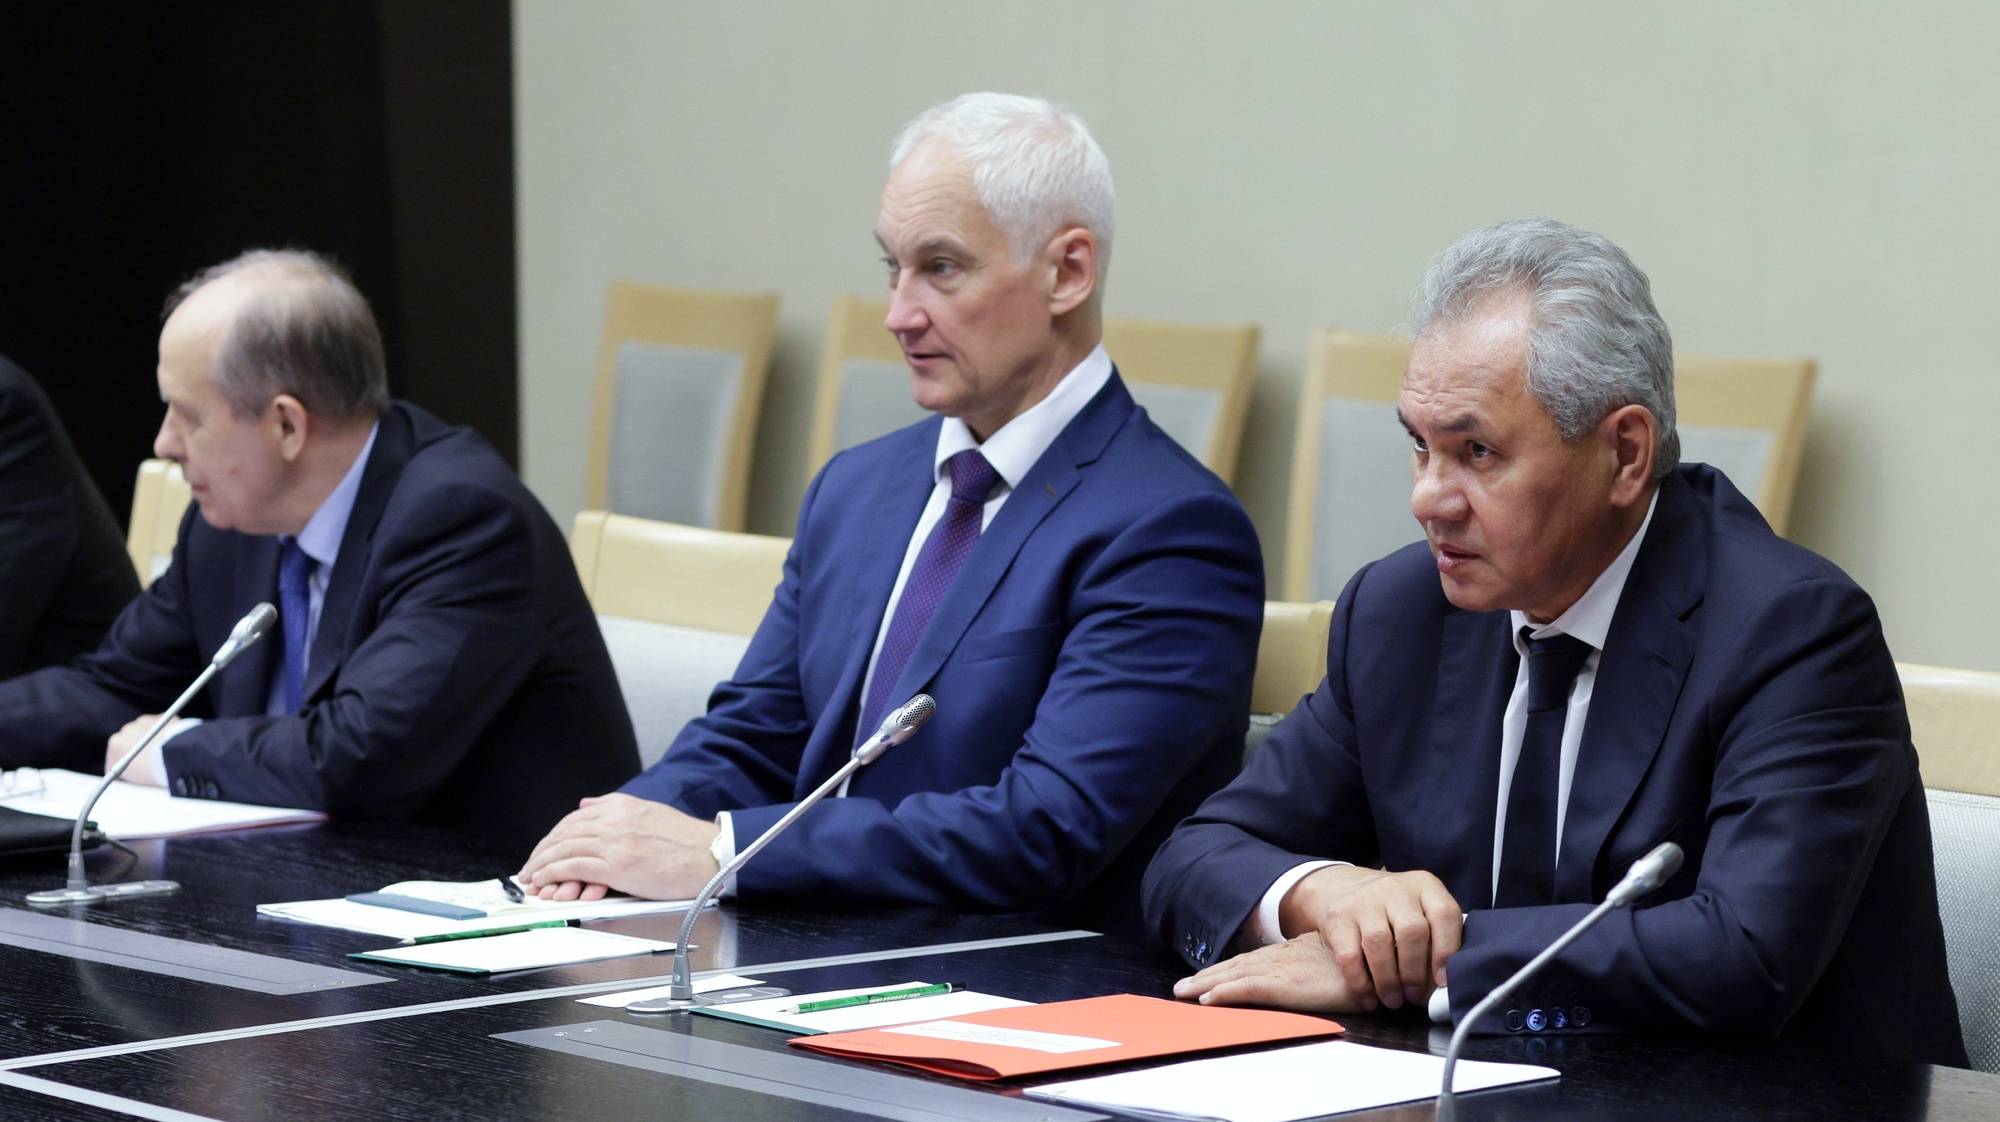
(877, 374, 1132, 718)
(793, 422, 941, 793)
(301, 409, 415, 705)
(216, 536, 282, 716)
(1555, 476, 1704, 901)
(1431, 608, 1519, 908)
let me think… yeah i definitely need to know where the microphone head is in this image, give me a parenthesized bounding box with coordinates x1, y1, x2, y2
(1609, 842, 1684, 907)
(893, 693, 936, 733)
(857, 694, 937, 764)
(213, 602, 279, 668)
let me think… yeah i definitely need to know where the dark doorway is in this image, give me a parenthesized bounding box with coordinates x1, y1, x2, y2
(0, 0, 517, 522)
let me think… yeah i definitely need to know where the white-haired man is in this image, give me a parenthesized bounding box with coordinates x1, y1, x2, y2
(522, 92, 1264, 932)
(1148, 219, 1966, 1066)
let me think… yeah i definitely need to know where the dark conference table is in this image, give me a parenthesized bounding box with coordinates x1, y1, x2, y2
(0, 822, 1992, 1121)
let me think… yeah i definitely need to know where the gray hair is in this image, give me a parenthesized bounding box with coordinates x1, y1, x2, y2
(1412, 218, 1678, 478)
(163, 248, 390, 421)
(890, 92, 1116, 281)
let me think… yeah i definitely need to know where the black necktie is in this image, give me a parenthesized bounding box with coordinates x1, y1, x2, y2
(1494, 628, 1594, 908)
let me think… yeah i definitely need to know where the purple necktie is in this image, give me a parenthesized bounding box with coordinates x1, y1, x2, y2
(856, 449, 1002, 740)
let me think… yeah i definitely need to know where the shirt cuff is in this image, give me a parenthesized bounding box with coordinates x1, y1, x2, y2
(708, 811, 738, 900)
(1246, 860, 1342, 946)
(1429, 986, 1452, 1024)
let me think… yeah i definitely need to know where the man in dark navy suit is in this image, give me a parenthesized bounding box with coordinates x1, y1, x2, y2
(520, 93, 1264, 932)
(0, 352, 139, 678)
(1150, 219, 1965, 1065)
(0, 250, 638, 851)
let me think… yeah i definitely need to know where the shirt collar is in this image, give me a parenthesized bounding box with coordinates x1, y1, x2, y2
(933, 344, 1114, 491)
(1511, 489, 1660, 654)
(291, 421, 380, 568)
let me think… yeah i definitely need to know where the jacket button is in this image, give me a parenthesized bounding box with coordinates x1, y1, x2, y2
(1525, 1008, 1548, 1032)
(1503, 1008, 1525, 1032)
(1569, 1005, 1591, 1028)
(1549, 1007, 1568, 1030)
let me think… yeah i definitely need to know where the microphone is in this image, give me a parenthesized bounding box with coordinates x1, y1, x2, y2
(27, 602, 279, 908)
(627, 693, 937, 1013)
(1438, 842, 1683, 1096)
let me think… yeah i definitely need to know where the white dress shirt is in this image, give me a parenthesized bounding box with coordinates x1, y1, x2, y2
(710, 346, 1116, 878)
(1240, 494, 1659, 1022)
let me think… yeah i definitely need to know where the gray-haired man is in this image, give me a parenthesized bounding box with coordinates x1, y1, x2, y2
(1148, 219, 1965, 1066)
(0, 250, 638, 850)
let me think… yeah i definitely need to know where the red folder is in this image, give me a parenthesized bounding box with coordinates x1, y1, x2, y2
(790, 993, 1342, 1081)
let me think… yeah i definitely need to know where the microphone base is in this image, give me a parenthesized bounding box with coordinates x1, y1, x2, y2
(26, 880, 180, 907)
(625, 985, 790, 1014)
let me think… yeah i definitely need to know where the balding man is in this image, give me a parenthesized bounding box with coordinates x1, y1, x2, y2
(520, 93, 1263, 932)
(0, 250, 638, 850)
(1149, 219, 1965, 1066)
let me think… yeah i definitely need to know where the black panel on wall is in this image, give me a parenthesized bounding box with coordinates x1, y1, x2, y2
(0, 0, 516, 522)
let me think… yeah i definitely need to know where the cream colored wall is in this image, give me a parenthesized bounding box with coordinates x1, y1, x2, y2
(517, 1, 2000, 671)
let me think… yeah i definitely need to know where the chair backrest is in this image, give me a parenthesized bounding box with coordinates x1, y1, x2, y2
(127, 458, 193, 588)
(1672, 354, 1816, 535)
(1099, 316, 1259, 483)
(585, 280, 780, 532)
(570, 511, 790, 766)
(1286, 329, 1816, 601)
(1245, 600, 1334, 761)
(806, 293, 925, 478)
(1901, 660, 2000, 1073)
(1286, 330, 1413, 601)
(806, 294, 1260, 481)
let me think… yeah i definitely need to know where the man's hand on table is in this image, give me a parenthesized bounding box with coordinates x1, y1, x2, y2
(518, 793, 720, 902)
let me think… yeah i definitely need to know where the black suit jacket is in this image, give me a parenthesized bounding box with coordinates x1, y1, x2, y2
(0, 354, 139, 678)
(1144, 465, 1967, 1066)
(0, 401, 639, 852)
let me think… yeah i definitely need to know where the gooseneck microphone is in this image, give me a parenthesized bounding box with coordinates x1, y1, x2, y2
(627, 694, 937, 1013)
(27, 603, 278, 908)
(1438, 842, 1684, 1096)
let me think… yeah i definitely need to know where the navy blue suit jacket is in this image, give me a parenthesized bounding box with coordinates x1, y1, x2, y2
(0, 402, 640, 851)
(622, 373, 1264, 932)
(1144, 465, 1966, 1066)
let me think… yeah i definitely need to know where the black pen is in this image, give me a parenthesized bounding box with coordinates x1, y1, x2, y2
(498, 875, 525, 903)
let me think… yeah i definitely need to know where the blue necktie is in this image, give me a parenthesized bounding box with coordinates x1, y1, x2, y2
(1494, 628, 1593, 908)
(856, 450, 1001, 740)
(277, 538, 313, 713)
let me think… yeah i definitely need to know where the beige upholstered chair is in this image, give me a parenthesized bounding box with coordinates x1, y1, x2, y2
(1285, 329, 1816, 601)
(585, 280, 779, 531)
(806, 294, 1259, 481)
(805, 294, 922, 478)
(1099, 316, 1259, 483)
(569, 511, 789, 766)
(126, 458, 193, 588)
(1244, 600, 1334, 760)
(1901, 661, 2000, 1073)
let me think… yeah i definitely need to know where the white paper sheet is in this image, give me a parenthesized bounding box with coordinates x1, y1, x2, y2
(670, 983, 1029, 1032)
(354, 927, 672, 973)
(1, 767, 324, 839)
(258, 891, 701, 939)
(576, 974, 769, 1007)
(1025, 1040, 1559, 1122)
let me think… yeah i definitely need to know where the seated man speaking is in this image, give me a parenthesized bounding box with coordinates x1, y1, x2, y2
(520, 93, 1264, 932)
(0, 250, 639, 851)
(1148, 219, 1966, 1065)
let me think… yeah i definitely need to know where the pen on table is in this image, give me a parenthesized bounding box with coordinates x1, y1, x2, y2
(778, 983, 958, 1014)
(498, 875, 525, 903)
(397, 919, 576, 945)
